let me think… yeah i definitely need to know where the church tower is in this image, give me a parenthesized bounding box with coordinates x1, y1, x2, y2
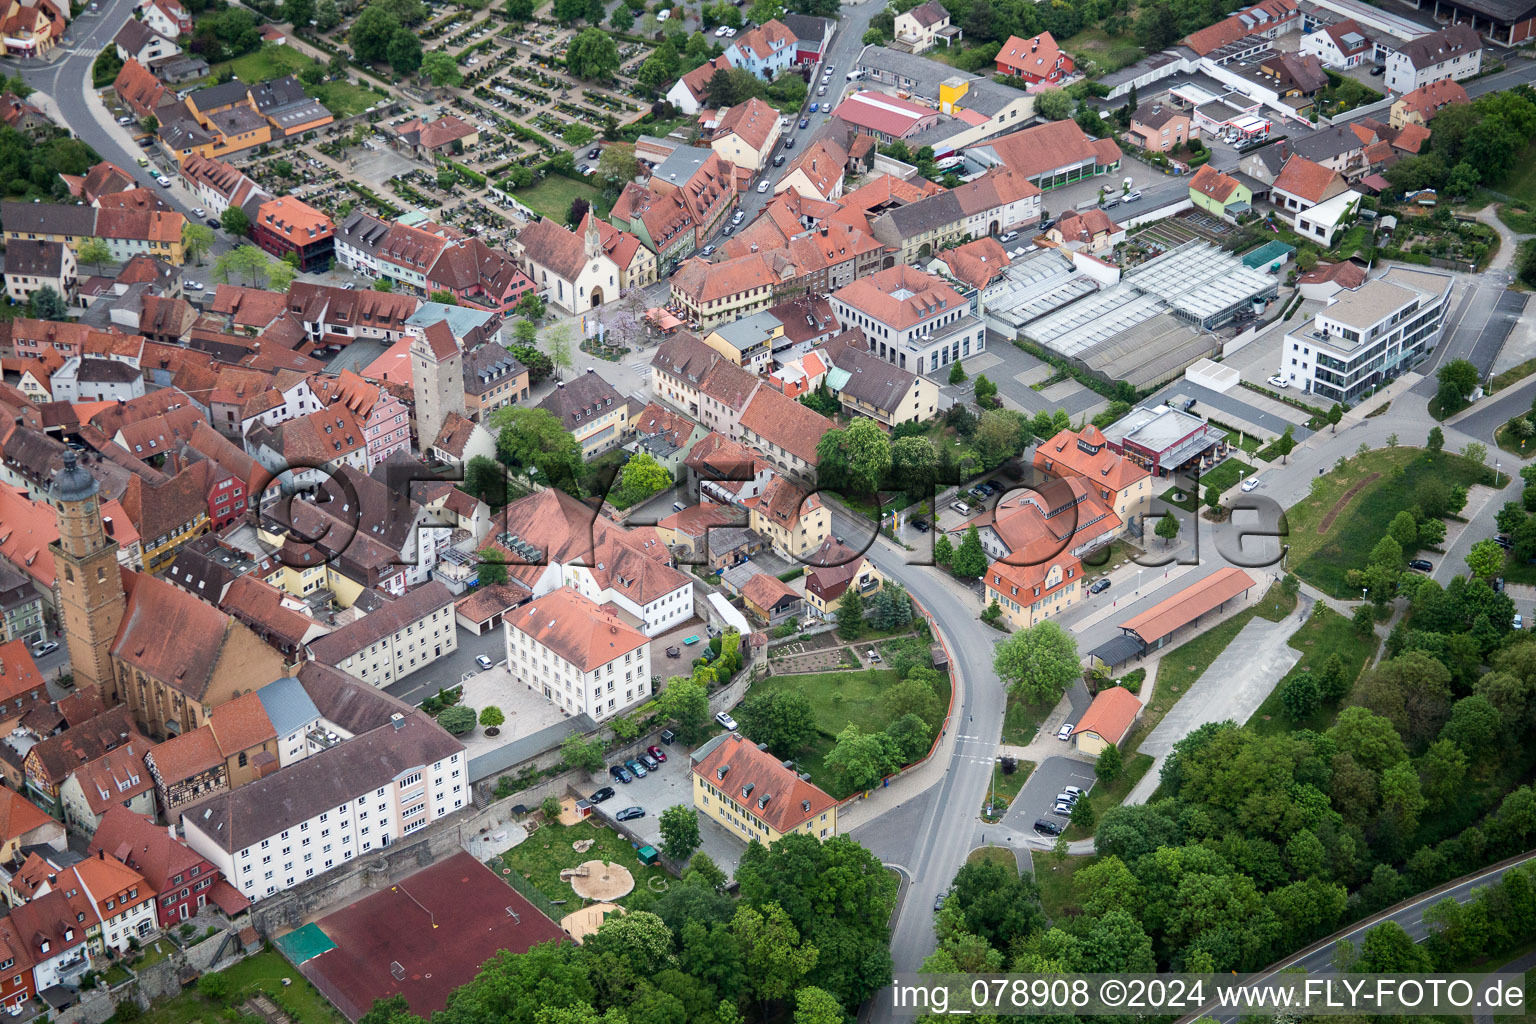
(410, 319, 464, 458)
(49, 451, 126, 704)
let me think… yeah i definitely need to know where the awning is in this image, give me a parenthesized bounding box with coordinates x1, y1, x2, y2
(1087, 634, 1144, 667)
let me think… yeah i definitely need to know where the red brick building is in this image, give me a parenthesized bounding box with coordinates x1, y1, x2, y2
(251, 197, 334, 272)
(88, 805, 247, 928)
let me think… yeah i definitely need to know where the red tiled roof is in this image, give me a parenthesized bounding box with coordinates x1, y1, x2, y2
(1073, 685, 1142, 745)
(691, 731, 836, 833)
(506, 586, 648, 672)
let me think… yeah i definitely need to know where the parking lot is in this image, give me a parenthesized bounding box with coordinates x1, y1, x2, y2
(1003, 755, 1097, 836)
(581, 744, 746, 874)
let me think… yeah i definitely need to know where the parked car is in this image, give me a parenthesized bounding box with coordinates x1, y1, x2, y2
(1495, 534, 1512, 549)
(1267, 375, 1290, 388)
(624, 759, 648, 778)
(30, 640, 58, 658)
(716, 711, 739, 730)
(798, 118, 809, 129)
(1051, 801, 1072, 816)
(647, 744, 667, 762)
(910, 517, 930, 532)
(639, 752, 660, 771)
(1057, 722, 1074, 741)
(1407, 559, 1433, 572)
(184, 280, 204, 292)
(784, 137, 795, 149)
(1034, 818, 1063, 836)
(116, 115, 133, 125)
(475, 654, 493, 669)
(1055, 792, 1078, 805)
(1124, 189, 1143, 202)
(818, 85, 827, 96)
(609, 764, 633, 783)
(1370, 65, 1385, 75)
(1516, 614, 1525, 630)
(155, 175, 172, 187)
(1063, 786, 1083, 798)
(192, 207, 205, 218)
(1241, 476, 1262, 492)
(700, 244, 716, 257)
(999, 231, 1018, 243)
(588, 147, 601, 159)
(950, 500, 971, 516)
(732, 209, 745, 223)
(616, 806, 645, 821)
(205, 218, 220, 228)
(1494, 577, 1506, 593)
(589, 786, 615, 804)
(757, 180, 770, 193)
(722, 223, 735, 236)
(933, 893, 946, 911)
(773, 154, 786, 166)
(1089, 578, 1111, 594)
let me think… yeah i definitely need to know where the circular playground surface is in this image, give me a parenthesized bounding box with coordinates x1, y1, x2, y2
(564, 859, 635, 901)
(560, 902, 624, 943)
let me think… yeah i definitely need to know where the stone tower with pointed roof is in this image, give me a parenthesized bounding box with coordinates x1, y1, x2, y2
(410, 319, 465, 460)
(48, 451, 127, 704)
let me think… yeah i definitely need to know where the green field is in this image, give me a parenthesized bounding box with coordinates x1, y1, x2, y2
(1195, 458, 1250, 495)
(966, 845, 1020, 869)
(1059, 27, 1143, 72)
(1035, 852, 1094, 919)
(309, 80, 380, 117)
(511, 175, 610, 222)
(146, 948, 344, 1024)
(1289, 449, 1489, 596)
(1498, 139, 1536, 209)
(497, 819, 666, 909)
(752, 666, 949, 796)
(1247, 603, 1379, 736)
(215, 43, 312, 83)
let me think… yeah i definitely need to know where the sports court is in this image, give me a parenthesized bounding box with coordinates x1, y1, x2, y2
(278, 851, 565, 1021)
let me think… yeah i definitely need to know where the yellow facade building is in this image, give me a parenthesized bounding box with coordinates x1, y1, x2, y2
(692, 731, 838, 844)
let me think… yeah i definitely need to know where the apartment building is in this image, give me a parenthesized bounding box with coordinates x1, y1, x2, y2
(692, 731, 837, 844)
(829, 265, 985, 376)
(984, 554, 1082, 630)
(1384, 23, 1482, 94)
(504, 586, 652, 722)
(534, 369, 631, 458)
(305, 582, 458, 687)
(1280, 266, 1452, 402)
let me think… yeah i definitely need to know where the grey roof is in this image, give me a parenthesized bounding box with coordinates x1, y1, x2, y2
(1096, 47, 1195, 91)
(463, 342, 527, 396)
(1393, 22, 1481, 67)
(782, 12, 832, 45)
(113, 17, 173, 56)
(871, 189, 964, 246)
(1432, 0, 1536, 21)
(652, 145, 717, 187)
(3, 239, 66, 278)
(147, 55, 210, 80)
(1, 201, 96, 238)
(1291, 125, 1366, 162)
(157, 106, 214, 149)
(249, 75, 306, 112)
(76, 357, 142, 384)
(187, 79, 253, 112)
(404, 300, 498, 338)
(306, 581, 455, 665)
(49, 449, 98, 503)
(337, 210, 390, 256)
(824, 333, 918, 413)
(854, 44, 971, 99)
(209, 105, 267, 137)
(536, 369, 625, 432)
(255, 675, 322, 738)
(182, 702, 461, 852)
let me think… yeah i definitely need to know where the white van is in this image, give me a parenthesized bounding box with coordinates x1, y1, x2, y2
(846, 69, 864, 80)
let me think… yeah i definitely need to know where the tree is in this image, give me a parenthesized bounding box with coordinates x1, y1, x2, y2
(561, 733, 607, 773)
(566, 196, 590, 228)
(738, 689, 816, 756)
(972, 374, 999, 409)
(1464, 441, 1488, 467)
(1327, 403, 1343, 433)
(659, 805, 702, 860)
(300, 60, 326, 86)
(837, 587, 864, 639)
(420, 50, 463, 89)
(220, 206, 250, 236)
(1438, 358, 1479, 408)
(933, 533, 954, 567)
(479, 706, 505, 730)
(619, 452, 671, 503)
(951, 524, 987, 578)
(437, 705, 476, 735)
(657, 676, 712, 739)
(316, 0, 341, 28)
(286, 0, 315, 28)
(387, 29, 423, 73)
(793, 986, 843, 1024)
(889, 436, 937, 495)
(566, 28, 621, 81)
(197, 972, 230, 1003)
(349, 6, 401, 64)
(883, 676, 940, 724)
(1275, 425, 1297, 464)
(1096, 743, 1122, 783)
(1428, 425, 1444, 453)
(266, 260, 297, 293)
(949, 360, 967, 385)
(546, 324, 574, 379)
(489, 406, 584, 490)
(994, 621, 1080, 704)
(1028, 88, 1072, 122)
(77, 237, 112, 274)
(26, 286, 68, 321)
(1280, 672, 1320, 721)
(1317, 653, 1349, 703)
(1467, 538, 1507, 580)
(139, 114, 158, 136)
(517, 291, 546, 319)
(1154, 512, 1181, 547)
(476, 546, 509, 584)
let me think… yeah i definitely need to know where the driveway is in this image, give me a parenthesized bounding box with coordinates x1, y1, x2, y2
(384, 626, 509, 707)
(941, 338, 1105, 418)
(583, 747, 744, 874)
(1001, 755, 1097, 835)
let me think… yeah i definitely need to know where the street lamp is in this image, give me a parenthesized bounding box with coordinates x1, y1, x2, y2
(1496, 460, 1503, 487)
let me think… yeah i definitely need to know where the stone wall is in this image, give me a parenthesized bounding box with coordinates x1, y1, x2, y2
(50, 989, 115, 1024)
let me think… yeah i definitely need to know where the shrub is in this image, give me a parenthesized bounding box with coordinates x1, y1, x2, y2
(437, 705, 477, 735)
(540, 795, 563, 820)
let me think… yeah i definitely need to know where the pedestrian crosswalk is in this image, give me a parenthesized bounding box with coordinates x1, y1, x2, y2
(71, 44, 103, 57)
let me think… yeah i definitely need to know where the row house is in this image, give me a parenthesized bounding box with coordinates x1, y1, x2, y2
(88, 805, 246, 928)
(308, 370, 411, 467)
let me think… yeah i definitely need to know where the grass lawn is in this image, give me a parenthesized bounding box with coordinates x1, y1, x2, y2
(1198, 458, 1250, 495)
(1159, 484, 1196, 512)
(1059, 27, 1143, 72)
(1495, 421, 1536, 461)
(1498, 140, 1536, 209)
(101, 964, 132, 986)
(498, 819, 667, 909)
(1035, 852, 1094, 919)
(1247, 604, 1378, 736)
(1002, 691, 1051, 747)
(511, 175, 610, 223)
(309, 80, 379, 117)
(1289, 449, 1489, 597)
(982, 759, 1033, 821)
(1081, 538, 1141, 577)
(214, 43, 311, 83)
(1063, 752, 1152, 840)
(134, 937, 176, 970)
(753, 666, 949, 796)
(1491, 356, 1536, 395)
(1123, 581, 1294, 754)
(966, 845, 1019, 869)
(145, 948, 345, 1024)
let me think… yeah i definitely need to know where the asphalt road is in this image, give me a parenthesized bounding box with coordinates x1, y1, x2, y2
(383, 626, 508, 706)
